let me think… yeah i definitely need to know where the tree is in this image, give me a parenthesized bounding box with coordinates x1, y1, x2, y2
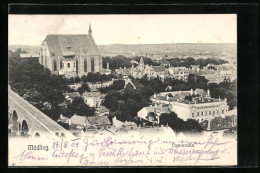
(77, 83, 90, 95)
(67, 97, 94, 117)
(159, 112, 202, 133)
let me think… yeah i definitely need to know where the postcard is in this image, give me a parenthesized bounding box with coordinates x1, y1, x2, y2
(8, 14, 237, 166)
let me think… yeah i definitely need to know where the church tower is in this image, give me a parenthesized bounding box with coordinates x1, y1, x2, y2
(88, 23, 92, 37)
(139, 57, 144, 70)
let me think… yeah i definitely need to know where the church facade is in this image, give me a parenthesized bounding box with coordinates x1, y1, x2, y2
(39, 25, 106, 78)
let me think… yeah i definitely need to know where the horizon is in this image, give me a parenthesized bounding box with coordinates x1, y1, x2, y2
(9, 42, 237, 47)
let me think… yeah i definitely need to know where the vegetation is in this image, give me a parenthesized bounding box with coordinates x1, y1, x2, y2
(166, 57, 228, 68)
(9, 49, 236, 133)
(102, 55, 228, 70)
(160, 112, 203, 133)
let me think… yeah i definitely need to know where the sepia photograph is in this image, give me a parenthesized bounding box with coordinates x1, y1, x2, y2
(8, 14, 238, 166)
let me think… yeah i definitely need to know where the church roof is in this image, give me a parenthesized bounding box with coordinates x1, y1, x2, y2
(152, 66, 166, 72)
(43, 34, 99, 58)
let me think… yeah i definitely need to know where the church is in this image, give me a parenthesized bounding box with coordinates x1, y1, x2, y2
(39, 24, 108, 78)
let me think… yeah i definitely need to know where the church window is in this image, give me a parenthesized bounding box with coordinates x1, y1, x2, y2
(213, 111, 215, 114)
(209, 111, 211, 115)
(84, 59, 87, 72)
(76, 60, 78, 73)
(53, 60, 57, 71)
(60, 61, 62, 69)
(91, 58, 95, 72)
(192, 113, 194, 117)
(222, 110, 224, 114)
(68, 63, 70, 68)
(201, 112, 203, 116)
(197, 112, 199, 116)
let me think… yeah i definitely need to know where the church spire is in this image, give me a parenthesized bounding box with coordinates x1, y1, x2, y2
(88, 23, 92, 37)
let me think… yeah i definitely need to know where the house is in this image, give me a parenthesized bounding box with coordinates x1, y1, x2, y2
(130, 57, 167, 80)
(86, 116, 111, 129)
(123, 121, 138, 130)
(95, 106, 109, 116)
(138, 105, 171, 124)
(68, 114, 90, 129)
(115, 67, 131, 79)
(167, 67, 189, 81)
(82, 91, 105, 108)
(57, 114, 69, 124)
(112, 116, 124, 128)
(64, 92, 80, 104)
(43, 102, 52, 110)
(20, 53, 39, 60)
(68, 83, 82, 91)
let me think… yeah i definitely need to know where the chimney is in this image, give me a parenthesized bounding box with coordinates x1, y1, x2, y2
(124, 67, 126, 69)
(166, 95, 169, 100)
(207, 89, 210, 96)
(60, 114, 63, 119)
(190, 88, 194, 95)
(154, 93, 156, 98)
(119, 67, 122, 69)
(107, 62, 109, 70)
(195, 89, 198, 95)
(219, 96, 220, 102)
(68, 119, 72, 126)
(82, 129, 85, 138)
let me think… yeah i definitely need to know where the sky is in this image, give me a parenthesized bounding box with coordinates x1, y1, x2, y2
(9, 14, 237, 45)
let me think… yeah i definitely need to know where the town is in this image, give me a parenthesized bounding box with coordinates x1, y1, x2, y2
(8, 24, 237, 138)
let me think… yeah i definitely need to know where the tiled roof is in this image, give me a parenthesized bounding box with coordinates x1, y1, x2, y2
(82, 91, 104, 98)
(65, 92, 80, 98)
(70, 115, 90, 126)
(96, 106, 109, 114)
(152, 66, 166, 72)
(86, 116, 111, 126)
(143, 105, 171, 114)
(20, 53, 39, 58)
(44, 34, 98, 58)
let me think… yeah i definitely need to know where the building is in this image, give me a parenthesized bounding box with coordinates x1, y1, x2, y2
(20, 53, 39, 60)
(115, 67, 131, 79)
(201, 73, 225, 84)
(86, 116, 111, 129)
(82, 91, 105, 108)
(167, 67, 189, 81)
(67, 114, 111, 130)
(39, 24, 106, 78)
(130, 57, 167, 80)
(151, 89, 229, 122)
(95, 106, 109, 116)
(68, 114, 90, 129)
(64, 92, 80, 104)
(138, 105, 171, 124)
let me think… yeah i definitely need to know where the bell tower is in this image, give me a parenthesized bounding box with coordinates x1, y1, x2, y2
(88, 23, 92, 37)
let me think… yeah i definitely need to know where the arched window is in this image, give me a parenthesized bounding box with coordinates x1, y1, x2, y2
(76, 60, 78, 73)
(60, 60, 62, 69)
(91, 58, 95, 72)
(84, 59, 87, 72)
(53, 60, 57, 71)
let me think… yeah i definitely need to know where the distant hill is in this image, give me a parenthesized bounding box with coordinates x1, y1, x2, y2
(98, 43, 236, 52)
(8, 45, 41, 53)
(9, 43, 236, 58)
